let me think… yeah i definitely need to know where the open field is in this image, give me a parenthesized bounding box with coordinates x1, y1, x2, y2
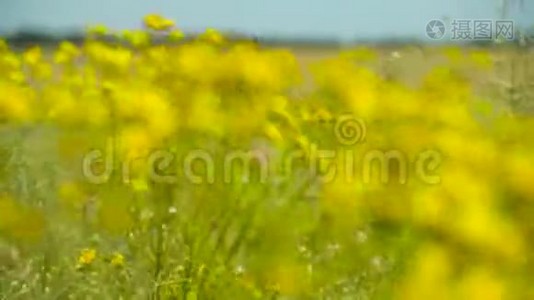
(1, 26, 534, 300)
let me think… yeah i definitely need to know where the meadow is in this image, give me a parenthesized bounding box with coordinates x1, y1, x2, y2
(0, 14, 533, 299)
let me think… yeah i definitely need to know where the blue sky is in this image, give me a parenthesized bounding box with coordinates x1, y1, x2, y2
(1, 0, 532, 40)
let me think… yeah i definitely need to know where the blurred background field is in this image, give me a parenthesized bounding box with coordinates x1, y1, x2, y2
(1, 1, 534, 300)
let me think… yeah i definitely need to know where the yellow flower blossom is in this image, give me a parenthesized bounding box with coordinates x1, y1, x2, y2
(168, 29, 185, 42)
(143, 14, 175, 31)
(199, 28, 225, 45)
(0, 82, 33, 123)
(121, 30, 151, 47)
(87, 24, 109, 36)
(78, 248, 97, 266)
(54, 41, 80, 64)
(23, 47, 42, 65)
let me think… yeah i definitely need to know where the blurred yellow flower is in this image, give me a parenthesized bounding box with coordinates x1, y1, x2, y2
(121, 30, 151, 47)
(143, 14, 175, 31)
(397, 244, 452, 300)
(78, 248, 97, 266)
(54, 41, 80, 64)
(455, 268, 505, 300)
(168, 29, 185, 41)
(23, 46, 42, 66)
(110, 252, 125, 267)
(87, 24, 109, 36)
(0, 196, 45, 243)
(199, 28, 225, 45)
(0, 82, 33, 123)
(58, 181, 86, 210)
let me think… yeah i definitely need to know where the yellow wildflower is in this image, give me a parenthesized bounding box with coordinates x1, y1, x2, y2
(87, 24, 108, 36)
(110, 252, 125, 267)
(199, 28, 225, 45)
(22, 47, 42, 66)
(121, 30, 151, 47)
(143, 14, 175, 31)
(78, 248, 97, 266)
(168, 29, 185, 41)
(0, 82, 33, 123)
(54, 41, 80, 64)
